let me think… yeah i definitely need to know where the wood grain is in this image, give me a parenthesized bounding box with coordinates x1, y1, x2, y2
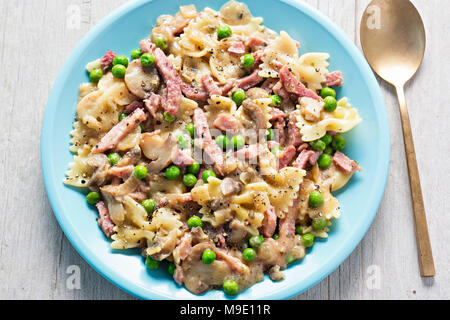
(0, 0, 449, 300)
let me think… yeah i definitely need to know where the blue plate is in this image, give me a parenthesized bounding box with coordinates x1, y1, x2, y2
(41, 0, 390, 300)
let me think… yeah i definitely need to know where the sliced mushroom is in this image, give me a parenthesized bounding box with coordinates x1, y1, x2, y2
(124, 59, 160, 99)
(86, 154, 110, 187)
(245, 87, 269, 100)
(242, 99, 267, 131)
(140, 132, 179, 173)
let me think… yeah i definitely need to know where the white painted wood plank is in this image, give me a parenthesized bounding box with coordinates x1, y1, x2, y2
(0, 0, 449, 300)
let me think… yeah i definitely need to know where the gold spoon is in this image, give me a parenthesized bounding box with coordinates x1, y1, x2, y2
(360, 0, 435, 277)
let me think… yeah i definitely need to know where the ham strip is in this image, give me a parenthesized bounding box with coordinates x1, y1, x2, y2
(322, 71, 343, 87)
(181, 81, 209, 101)
(143, 93, 162, 117)
(100, 50, 117, 72)
(213, 113, 243, 133)
(272, 80, 291, 102)
(261, 78, 278, 93)
(269, 107, 286, 121)
(278, 145, 296, 169)
(293, 149, 315, 169)
(140, 40, 181, 116)
(235, 70, 264, 90)
(193, 108, 224, 175)
(309, 151, 322, 166)
(234, 144, 265, 161)
(333, 151, 362, 174)
(215, 248, 249, 274)
(173, 150, 195, 166)
(279, 65, 322, 101)
(245, 36, 267, 49)
(272, 119, 286, 146)
(96, 201, 115, 238)
(107, 165, 134, 179)
(124, 101, 144, 114)
(93, 108, 147, 153)
(228, 41, 246, 55)
(201, 74, 222, 96)
(261, 205, 277, 238)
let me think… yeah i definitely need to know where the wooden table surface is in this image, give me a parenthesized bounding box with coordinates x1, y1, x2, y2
(0, 0, 449, 300)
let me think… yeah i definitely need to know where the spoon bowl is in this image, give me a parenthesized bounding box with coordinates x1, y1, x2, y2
(360, 0, 435, 277)
(360, 0, 426, 86)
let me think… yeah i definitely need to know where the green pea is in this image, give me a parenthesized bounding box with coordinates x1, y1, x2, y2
(272, 233, 279, 240)
(267, 128, 275, 141)
(286, 255, 297, 264)
(232, 89, 246, 106)
(249, 235, 264, 249)
(241, 54, 254, 68)
(271, 145, 283, 155)
(320, 87, 336, 99)
(202, 249, 216, 264)
(154, 35, 168, 50)
(242, 248, 257, 262)
(295, 225, 303, 235)
(145, 256, 160, 270)
(215, 134, 229, 150)
(168, 262, 176, 275)
(232, 135, 245, 150)
(309, 191, 324, 208)
(270, 94, 282, 108)
(217, 25, 232, 40)
(185, 123, 195, 138)
(187, 216, 203, 229)
(119, 113, 128, 121)
(302, 233, 315, 248)
(89, 68, 103, 83)
(163, 111, 176, 123)
(141, 199, 156, 214)
(113, 55, 129, 67)
(332, 134, 346, 151)
(187, 161, 200, 175)
(134, 165, 148, 179)
(202, 170, 216, 183)
(318, 154, 332, 169)
(324, 96, 337, 112)
(165, 165, 180, 180)
(324, 146, 334, 155)
(312, 217, 327, 230)
(140, 53, 155, 67)
(223, 280, 239, 295)
(140, 123, 145, 132)
(183, 173, 198, 188)
(111, 64, 126, 79)
(310, 139, 326, 151)
(177, 134, 190, 149)
(107, 153, 121, 166)
(86, 192, 101, 205)
(320, 134, 333, 145)
(131, 49, 142, 60)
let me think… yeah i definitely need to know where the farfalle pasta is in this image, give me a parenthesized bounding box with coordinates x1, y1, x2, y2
(64, 1, 363, 296)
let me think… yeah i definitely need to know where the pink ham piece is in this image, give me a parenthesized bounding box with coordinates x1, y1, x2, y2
(293, 149, 316, 169)
(297, 142, 309, 153)
(212, 113, 243, 133)
(287, 112, 303, 148)
(279, 65, 322, 101)
(227, 41, 246, 55)
(181, 81, 209, 101)
(143, 93, 162, 117)
(269, 107, 286, 121)
(93, 108, 147, 153)
(309, 151, 323, 166)
(261, 205, 277, 238)
(173, 150, 195, 166)
(261, 78, 278, 93)
(123, 100, 144, 114)
(174, 232, 192, 262)
(333, 151, 362, 174)
(322, 71, 343, 87)
(107, 165, 134, 179)
(245, 36, 267, 49)
(278, 145, 296, 169)
(215, 248, 249, 274)
(201, 74, 222, 96)
(96, 201, 115, 238)
(193, 108, 224, 175)
(140, 40, 181, 116)
(272, 119, 286, 146)
(100, 50, 117, 72)
(272, 81, 291, 102)
(234, 144, 265, 161)
(234, 69, 264, 90)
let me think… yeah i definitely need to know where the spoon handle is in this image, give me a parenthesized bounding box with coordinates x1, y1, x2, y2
(395, 85, 435, 277)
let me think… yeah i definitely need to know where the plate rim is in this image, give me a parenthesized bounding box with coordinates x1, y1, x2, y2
(41, 0, 390, 300)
